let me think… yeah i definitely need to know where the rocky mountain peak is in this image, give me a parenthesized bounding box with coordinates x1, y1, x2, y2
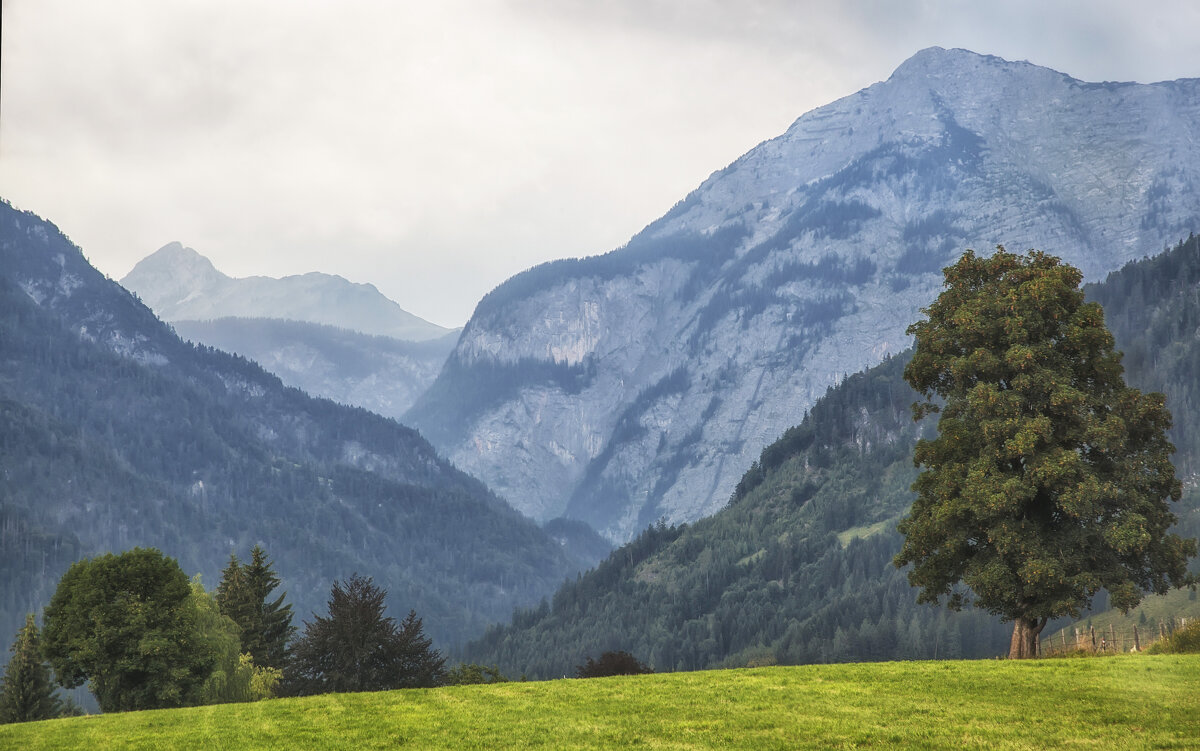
(407, 49, 1200, 543)
(121, 245, 453, 342)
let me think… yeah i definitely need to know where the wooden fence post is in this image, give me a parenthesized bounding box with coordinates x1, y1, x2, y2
(1109, 623, 1116, 652)
(1061, 629, 1068, 653)
(1133, 624, 1140, 652)
(1089, 625, 1096, 652)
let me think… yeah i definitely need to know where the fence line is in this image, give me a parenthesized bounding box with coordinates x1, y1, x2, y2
(1037, 616, 1191, 656)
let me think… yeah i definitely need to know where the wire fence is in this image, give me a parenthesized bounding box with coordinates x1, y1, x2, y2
(1038, 616, 1193, 656)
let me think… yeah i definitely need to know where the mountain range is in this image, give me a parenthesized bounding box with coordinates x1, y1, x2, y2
(123, 242, 450, 341)
(406, 47, 1200, 543)
(121, 244, 458, 419)
(0, 200, 588, 649)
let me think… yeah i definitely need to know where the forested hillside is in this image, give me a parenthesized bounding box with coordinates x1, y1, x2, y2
(467, 236, 1200, 677)
(0, 200, 581, 648)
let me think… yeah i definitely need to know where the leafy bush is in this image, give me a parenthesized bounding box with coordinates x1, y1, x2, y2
(575, 651, 653, 678)
(1147, 619, 1200, 654)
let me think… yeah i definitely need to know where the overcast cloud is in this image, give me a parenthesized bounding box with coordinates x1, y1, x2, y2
(3, 0, 1198, 326)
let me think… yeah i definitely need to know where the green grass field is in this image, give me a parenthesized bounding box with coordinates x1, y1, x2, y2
(4, 655, 1197, 750)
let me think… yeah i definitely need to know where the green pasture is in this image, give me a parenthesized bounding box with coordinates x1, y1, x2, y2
(4, 655, 1197, 750)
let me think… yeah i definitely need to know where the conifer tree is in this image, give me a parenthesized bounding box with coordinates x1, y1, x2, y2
(284, 574, 444, 695)
(0, 615, 62, 724)
(216, 545, 294, 670)
(243, 545, 295, 669)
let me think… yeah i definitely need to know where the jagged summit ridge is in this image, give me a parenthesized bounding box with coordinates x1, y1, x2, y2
(122, 244, 451, 342)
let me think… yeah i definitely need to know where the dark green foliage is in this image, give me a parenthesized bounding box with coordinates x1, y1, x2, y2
(285, 575, 444, 695)
(0, 200, 583, 649)
(216, 546, 295, 670)
(575, 651, 652, 678)
(41, 548, 217, 712)
(444, 663, 509, 685)
(0, 615, 63, 723)
(896, 248, 1195, 657)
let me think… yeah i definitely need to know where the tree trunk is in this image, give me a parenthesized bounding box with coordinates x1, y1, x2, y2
(1008, 616, 1047, 659)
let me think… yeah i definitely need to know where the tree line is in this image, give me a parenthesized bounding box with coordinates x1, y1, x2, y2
(0, 545, 452, 721)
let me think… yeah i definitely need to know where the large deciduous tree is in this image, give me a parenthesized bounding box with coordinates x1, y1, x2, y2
(894, 248, 1196, 658)
(41, 548, 218, 711)
(284, 574, 444, 695)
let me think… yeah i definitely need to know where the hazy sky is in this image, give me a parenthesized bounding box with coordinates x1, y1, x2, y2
(4, 1, 1199, 327)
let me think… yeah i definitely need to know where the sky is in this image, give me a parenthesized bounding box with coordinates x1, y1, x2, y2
(3, 1, 1199, 328)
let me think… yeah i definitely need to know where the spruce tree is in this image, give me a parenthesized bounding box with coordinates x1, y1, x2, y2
(0, 615, 62, 723)
(215, 553, 251, 632)
(216, 546, 294, 670)
(285, 574, 444, 695)
(243, 545, 295, 670)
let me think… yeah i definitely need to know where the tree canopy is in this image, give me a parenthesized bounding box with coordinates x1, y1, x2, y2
(895, 248, 1196, 658)
(285, 574, 444, 695)
(41, 548, 218, 711)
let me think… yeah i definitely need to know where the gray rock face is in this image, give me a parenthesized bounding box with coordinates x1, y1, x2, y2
(407, 47, 1200, 542)
(122, 242, 450, 342)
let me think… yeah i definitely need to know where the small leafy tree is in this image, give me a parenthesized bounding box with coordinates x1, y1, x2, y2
(41, 548, 218, 711)
(191, 579, 280, 704)
(575, 651, 653, 678)
(284, 574, 444, 695)
(0, 615, 63, 723)
(895, 248, 1196, 658)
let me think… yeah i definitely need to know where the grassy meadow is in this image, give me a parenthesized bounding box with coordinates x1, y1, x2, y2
(3, 655, 1197, 750)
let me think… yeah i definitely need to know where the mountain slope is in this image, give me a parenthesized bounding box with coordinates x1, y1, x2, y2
(0, 199, 579, 648)
(407, 47, 1200, 542)
(466, 235, 1200, 677)
(169, 318, 457, 420)
(122, 242, 450, 341)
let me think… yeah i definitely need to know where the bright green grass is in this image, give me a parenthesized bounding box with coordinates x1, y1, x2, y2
(4, 655, 1198, 750)
(836, 518, 893, 547)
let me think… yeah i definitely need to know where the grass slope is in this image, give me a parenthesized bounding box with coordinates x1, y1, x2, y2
(5, 656, 1198, 750)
